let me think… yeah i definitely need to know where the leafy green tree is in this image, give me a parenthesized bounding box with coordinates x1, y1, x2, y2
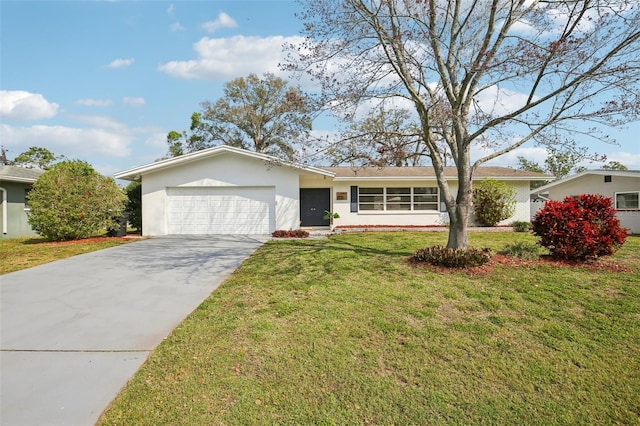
(27, 160, 127, 240)
(472, 179, 516, 227)
(125, 181, 142, 231)
(13, 146, 63, 169)
(518, 143, 602, 188)
(287, 0, 640, 249)
(168, 73, 313, 161)
(602, 161, 628, 170)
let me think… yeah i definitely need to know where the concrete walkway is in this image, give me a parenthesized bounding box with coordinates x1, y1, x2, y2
(0, 235, 267, 426)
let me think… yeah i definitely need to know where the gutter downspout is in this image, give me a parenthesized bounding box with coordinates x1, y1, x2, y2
(0, 187, 7, 234)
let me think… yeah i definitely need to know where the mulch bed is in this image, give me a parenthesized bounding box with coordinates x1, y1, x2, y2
(409, 253, 633, 276)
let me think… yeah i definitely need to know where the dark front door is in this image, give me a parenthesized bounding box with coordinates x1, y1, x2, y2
(300, 188, 331, 227)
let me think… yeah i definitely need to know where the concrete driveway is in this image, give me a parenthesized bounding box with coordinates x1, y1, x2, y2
(0, 235, 267, 426)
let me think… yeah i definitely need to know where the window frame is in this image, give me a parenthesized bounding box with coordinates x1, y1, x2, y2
(357, 186, 439, 212)
(614, 191, 640, 210)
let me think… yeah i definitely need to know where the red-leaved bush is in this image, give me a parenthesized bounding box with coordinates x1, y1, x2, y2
(531, 194, 627, 261)
(271, 229, 310, 238)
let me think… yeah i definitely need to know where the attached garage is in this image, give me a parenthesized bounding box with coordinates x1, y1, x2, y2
(114, 145, 334, 236)
(166, 186, 274, 235)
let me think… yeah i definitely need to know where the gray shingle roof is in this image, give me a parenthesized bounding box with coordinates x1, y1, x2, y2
(322, 166, 552, 180)
(0, 165, 45, 183)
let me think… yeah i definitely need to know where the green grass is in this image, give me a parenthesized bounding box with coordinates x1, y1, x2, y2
(99, 232, 640, 425)
(0, 236, 133, 274)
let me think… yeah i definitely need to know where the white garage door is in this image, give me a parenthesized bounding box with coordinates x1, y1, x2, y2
(167, 187, 274, 235)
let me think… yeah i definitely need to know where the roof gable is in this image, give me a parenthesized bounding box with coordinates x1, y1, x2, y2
(531, 169, 640, 194)
(115, 145, 335, 181)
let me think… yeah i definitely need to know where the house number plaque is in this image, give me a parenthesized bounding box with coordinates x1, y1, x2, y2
(336, 192, 347, 200)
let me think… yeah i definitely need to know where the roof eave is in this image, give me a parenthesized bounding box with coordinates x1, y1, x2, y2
(114, 145, 335, 180)
(332, 175, 549, 181)
(0, 177, 38, 184)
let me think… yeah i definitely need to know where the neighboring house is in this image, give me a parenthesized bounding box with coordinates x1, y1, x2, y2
(114, 145, 550, 236)
(0, 165, 44, 239)
(531, 169, 640, 234)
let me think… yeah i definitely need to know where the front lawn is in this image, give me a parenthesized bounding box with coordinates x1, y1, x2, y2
(0, 236, 134, 274)
(99, 232, 640, 425)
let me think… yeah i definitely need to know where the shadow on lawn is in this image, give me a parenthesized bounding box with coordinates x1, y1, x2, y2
(271, 236, 415, 259)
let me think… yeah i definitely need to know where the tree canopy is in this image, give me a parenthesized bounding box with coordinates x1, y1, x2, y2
(13, 146, 63, 169)
(287, 0, 640, 248)
(167, 73, 313, 161)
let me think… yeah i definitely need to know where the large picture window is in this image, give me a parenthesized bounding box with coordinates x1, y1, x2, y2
(358, 187, 438, 211)
(615, 192, 639, 210)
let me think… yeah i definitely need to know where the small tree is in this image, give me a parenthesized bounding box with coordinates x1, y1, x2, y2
(531, 194, 627, 261)
(14, 146, 63, 169)
(125, 181, 142, 231)
(28, 160, 127, 240)
(472, 179, 516, 227)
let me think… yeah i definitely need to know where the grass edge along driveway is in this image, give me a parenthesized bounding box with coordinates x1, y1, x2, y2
(97, 231, 639, 425)
(0, 236, 135, 275)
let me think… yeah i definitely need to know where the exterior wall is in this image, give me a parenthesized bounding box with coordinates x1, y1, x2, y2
(299, 177, 531, 227)
(545, 174, 640, 234)
(0, 181, 38, 239)
(141, 153, 306, 236)
(477, 181, 531, 226)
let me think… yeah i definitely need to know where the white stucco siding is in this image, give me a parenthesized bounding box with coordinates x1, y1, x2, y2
(546, 175, 639, 200)
(141, 153, 302, 235)
(299, 177, 531, 227)
(497, 181, 531, 225)
(327, 180, 449, 227)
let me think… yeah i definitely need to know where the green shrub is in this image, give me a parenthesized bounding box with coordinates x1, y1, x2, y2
(499, 241, 541, 260)
(411, 245, 491, 268)
(27, 160, 127, 241)
(512, 221, 531, 232)
(472, 179, 516, 226)
(125, 181, 142, 231)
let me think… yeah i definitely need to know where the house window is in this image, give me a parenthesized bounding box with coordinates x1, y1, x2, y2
(358, 187, 439, 211)
(604, 175, 612, 183)
(615, 192, 639, 210)
(358, 187, 384, 210)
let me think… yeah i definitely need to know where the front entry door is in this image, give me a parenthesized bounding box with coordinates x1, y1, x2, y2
(300, 188, 331, 227)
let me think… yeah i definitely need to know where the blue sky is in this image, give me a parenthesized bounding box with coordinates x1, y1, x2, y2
(1, 0, 639, 177)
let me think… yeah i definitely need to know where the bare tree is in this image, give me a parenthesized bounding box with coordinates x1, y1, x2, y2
(329, 105, 428, 166)
(285, 0, 640, 249)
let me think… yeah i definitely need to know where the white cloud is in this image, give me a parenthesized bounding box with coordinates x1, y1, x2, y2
(106, 58, 134, 69)
(474, 85, 532, 117)
(76, 98, 112, 107)
(167, 4, 175, 17)
(0, 90, 59, 121)
(170, 21, 185, 32)
(67, 114, 127, 131)
(201, 12, 237, 33)
(123, 97, 145, 107)
(589, 151, 640, 169)
(158, 35, 304, 81)
(0, 123, 133, 159)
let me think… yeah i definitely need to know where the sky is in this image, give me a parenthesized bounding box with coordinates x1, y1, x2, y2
(1, 0, 639, 178)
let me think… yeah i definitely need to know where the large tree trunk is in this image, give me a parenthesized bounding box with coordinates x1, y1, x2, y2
(447, 203, 470, 249)
(444, 157, 473, 249)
